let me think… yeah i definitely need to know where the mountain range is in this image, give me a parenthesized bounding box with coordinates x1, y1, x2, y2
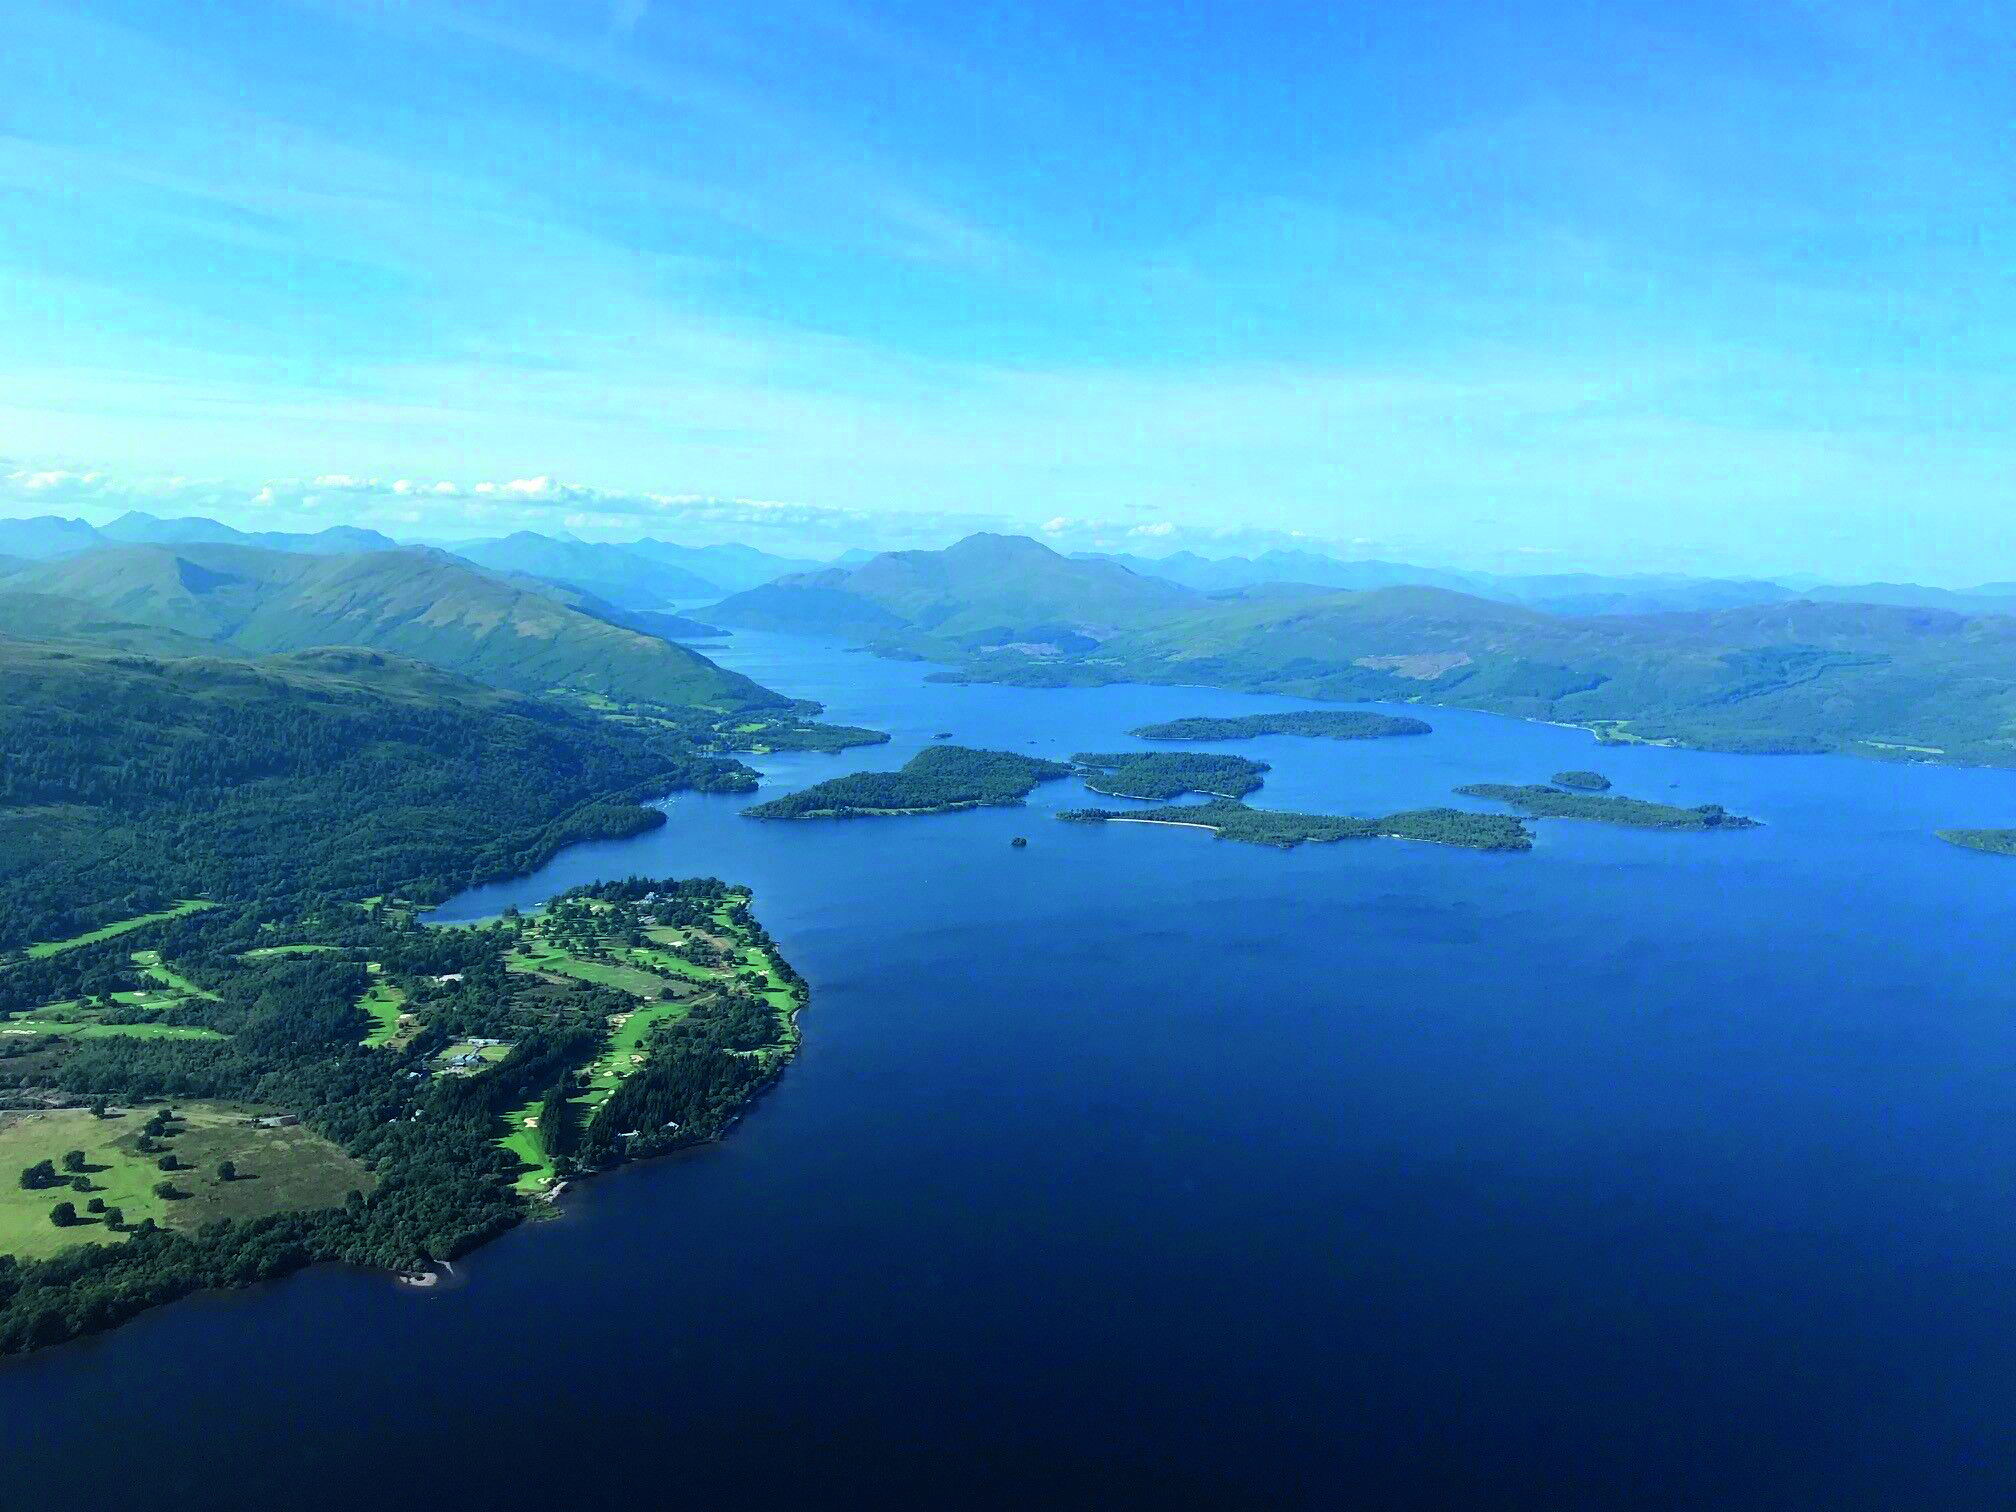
(707, 533, 2016, 764)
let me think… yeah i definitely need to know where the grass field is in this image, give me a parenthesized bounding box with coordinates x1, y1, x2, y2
(23, 900, 215, 960)
(2, 1004, 225, 1043)
(357, 971, 408, 1047)
(243, 943, 341, 959)
(0, 1102, 371, 1260)
(132, 949, 220, 1001)
(498, 1096, 553, 1192)
(504, 941, 679, 999)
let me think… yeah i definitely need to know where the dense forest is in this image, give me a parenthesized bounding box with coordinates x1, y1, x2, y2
(1071, 751, 1269, 800)
(0, 640, 758, 948)
(1551, 771, 1612, 791)
(1059, 798, 1532, 851)
(1453, 784, 1758, 830)
(1129, 711, 1434, 742)
(743, 745, 1071, 819)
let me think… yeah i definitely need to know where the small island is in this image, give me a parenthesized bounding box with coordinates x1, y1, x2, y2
(1071, 751, 1269, 800)
(1935, 829, 2016, 856)
(1058, 798, 1531, 851)
(1130, 711, 1433, 742)
(743, 745, 1072, 819)
(1551, 770, 1611, 791)
(1455, 783, 1758, 830)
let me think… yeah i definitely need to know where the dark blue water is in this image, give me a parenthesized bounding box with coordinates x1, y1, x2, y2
(10, 632, 2016, 1508)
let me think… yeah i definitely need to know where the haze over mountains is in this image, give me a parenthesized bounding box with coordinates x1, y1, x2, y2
(706, 533, 2016, 765)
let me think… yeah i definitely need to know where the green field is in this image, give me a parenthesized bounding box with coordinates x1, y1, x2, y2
(2, 1004, 225, 1043)
(498, 1096, 554, 1192)
(357, 971, 408, 1047)
(23, 900, 215, 960)
(0, 1102, 372, 1261)
(504, 941, 681, 999)
(131, 949, 220, 1000)
(243, 943, 341, 959)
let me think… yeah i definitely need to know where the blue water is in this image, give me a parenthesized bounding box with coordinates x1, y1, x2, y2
(10, 631, 2016, 1508)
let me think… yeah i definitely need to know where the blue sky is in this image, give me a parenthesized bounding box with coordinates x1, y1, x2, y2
(1, 0, 2009, 578)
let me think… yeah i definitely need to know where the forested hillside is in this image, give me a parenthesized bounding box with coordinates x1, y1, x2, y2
(0, 640, 755, 948)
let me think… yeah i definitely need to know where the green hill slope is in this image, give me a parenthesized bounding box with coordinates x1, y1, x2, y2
(0, 639, 757, 946)
(4, 545, 784, 712)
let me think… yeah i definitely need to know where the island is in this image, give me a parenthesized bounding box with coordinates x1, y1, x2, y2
(1454, 784, 1758, 830)
(1935, 829, 2016, 856)
(1129, 711, 1433, 742)
(1551, 770, 1612, 791)
(1071, 751, 1269, 800)
(742, 745, 1072, 819)
(1058, 798, 1531, 851)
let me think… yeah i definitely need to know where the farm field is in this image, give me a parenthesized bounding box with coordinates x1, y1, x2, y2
(0, 1102, 371, 1261)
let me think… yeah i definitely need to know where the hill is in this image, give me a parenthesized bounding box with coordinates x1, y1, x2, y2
(1, 545, 784, 712)
(0, 640, 757, 946)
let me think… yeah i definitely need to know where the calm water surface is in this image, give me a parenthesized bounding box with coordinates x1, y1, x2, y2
(9, 632, 2016, 1508)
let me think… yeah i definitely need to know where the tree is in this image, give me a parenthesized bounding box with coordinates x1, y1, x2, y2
(102, 1206, 124, 1230)
(152, 1181, 179, 1200)
(85, 1197, 105, 1214)
(49, 1202, 77, 1227)
(60, 1149, 85, 1173)
(89, 1098, 108, 1119)
(70, 1176, 91, 1193)
(17, 1160, 56, 1191)
(156, 1154, 178, 1171)
(216, 1159, 237, 1182)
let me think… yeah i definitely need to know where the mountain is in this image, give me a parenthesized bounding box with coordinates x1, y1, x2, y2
(1084, 549, 1482, 595)
(711, 532, 2016, 765)
(452, 531, 721, 606)
(100, 511, 401, 555)
(709, 533, 1196, 648)
(1800, 582, 2016, 616)
(0, 544, 785, 711)
(1089, 549, 1795, 616)
(0, 516, 103, 560)
(1486, 574, 1796, 617)
(623, 538, 825, 593)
